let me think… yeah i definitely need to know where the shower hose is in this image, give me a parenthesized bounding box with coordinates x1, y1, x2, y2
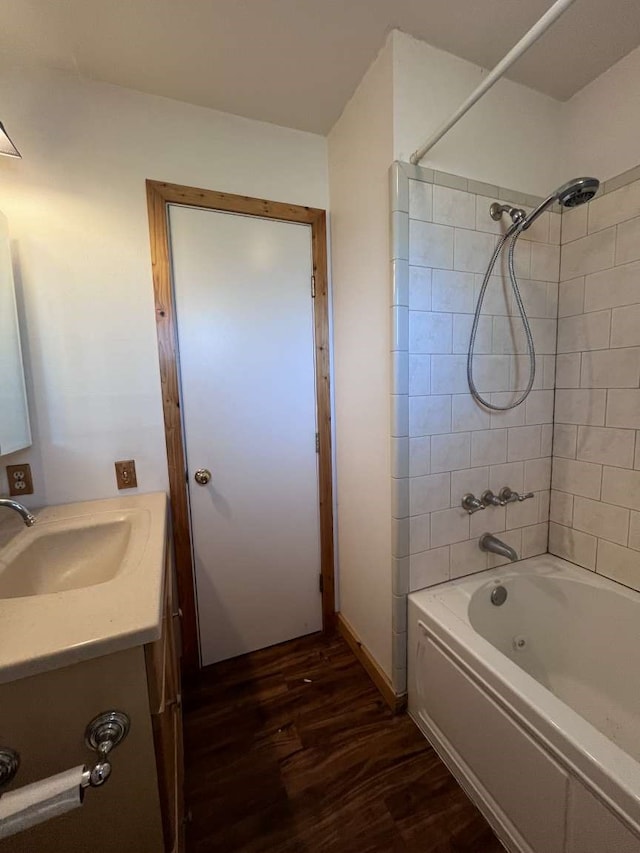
(467, 222, 536, 411)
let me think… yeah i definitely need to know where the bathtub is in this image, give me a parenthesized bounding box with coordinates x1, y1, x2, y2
(407, 554, 640, 853)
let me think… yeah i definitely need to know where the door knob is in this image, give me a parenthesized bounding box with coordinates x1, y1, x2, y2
(194, 468, 212, 486)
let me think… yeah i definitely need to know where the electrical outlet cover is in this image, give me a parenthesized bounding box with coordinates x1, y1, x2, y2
(6, 464, 34, 496)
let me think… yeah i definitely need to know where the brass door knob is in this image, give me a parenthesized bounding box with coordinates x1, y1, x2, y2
(194, 468, 212, 486)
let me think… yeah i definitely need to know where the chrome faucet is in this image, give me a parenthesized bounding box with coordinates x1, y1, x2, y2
(479, 532, 517, 562)
(0, 499, 36, 527)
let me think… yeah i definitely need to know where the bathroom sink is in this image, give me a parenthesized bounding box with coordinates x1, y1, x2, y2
(0, 491, 166, 685)
(0, 519, 133, 598)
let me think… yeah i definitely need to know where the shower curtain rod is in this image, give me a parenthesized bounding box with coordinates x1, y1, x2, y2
(409, 0, 578, 165)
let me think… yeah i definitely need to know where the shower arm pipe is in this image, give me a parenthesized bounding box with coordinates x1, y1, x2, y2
(409, 0, 578, 165)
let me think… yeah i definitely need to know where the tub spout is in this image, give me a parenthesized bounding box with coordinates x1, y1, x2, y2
(479, 533, 518, 562)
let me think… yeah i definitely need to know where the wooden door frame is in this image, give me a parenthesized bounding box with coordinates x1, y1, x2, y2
(146, 180, 335, 677)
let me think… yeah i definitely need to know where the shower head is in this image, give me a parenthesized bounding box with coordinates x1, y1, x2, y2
(521, 176, 600, 231)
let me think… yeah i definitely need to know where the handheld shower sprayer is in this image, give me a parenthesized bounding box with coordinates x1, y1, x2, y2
(468, 177, 600, 411)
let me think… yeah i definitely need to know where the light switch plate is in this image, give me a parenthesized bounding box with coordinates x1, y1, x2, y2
(115, 460, 137, 490)
(6, 463, 34, 496)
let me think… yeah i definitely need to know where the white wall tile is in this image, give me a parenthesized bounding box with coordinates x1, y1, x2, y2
(581, 348, 640, 388)
(558, 277, 585, 317)
(557, 311, 611, 353)
(560, 228, 616, 281)
(468, 354, 511, 392)
(530, 318, 558, 355)
(555, 353, 581, 388)
(409, 436, 430, 476)
(430, 432, 471, 474)
(431, 269, 475, 312)
(507, 425, 542, 461)
(610, 304, 640, 349)
(550, 490, 573, 526)
(601, 466, 640, 511)
(410, 472, 451, 515)
(431, 506, 470, 547)
(453, 313, 492, 354)
(471, 429, 507, 466)
(409, 354, 430, 396)
(530, 243, 560, 282)
(549, 522, 597, 570)
(391, 437, 409, 478)
(431, 354, 468, 394)
(391, 306, 409, 351)
(451, 393, 491, 432)
(470, 502, 505, 537)
(391, 394, 409, 437)
(392, 351, 409, 395)
(410, 514, 430, 554)
(549, 213, 561, 245)
(573, 496, 629, 546)
(615, 216, 640, 266)
(552, 457, 602, 499)
(433, 185, 476, 229)
(392, 517, 410, 558)
(392, 259, 409, 307)
(525, 390, 554, 425)
(520, 280, 551, 318)
(408, 265, 432, 310)
(450, 538, 488, 579)
(454, 229, 497, 274)
(409, 394, 451, 437)
(451, 466, 489, 502)
(576, 425, 636, 468)
(409, 220, 454, 269)
(629, 511, 640, 551)
(490, 395, 525, 429)
(475, 273, 515, 316)
(489, 461, 524, 493)
(541, 424, 553, 457)
(409, 546, 449, 591)
(554, 389, 606, 426)
(606, 390, 640, 429)
(409, 179, 433, 222)
(392, 477, 409, 519)
(588, 180, 640, 233)
(553, 423, 577, 459)
(524, 457, 552, 492)
(522, 523, 548, 558)
(506, 492, 539, 528)
(596, 540, 640, 591)
(584, 261, 640, 312)
(409, 311, 452, 354)
(562, 205, 588, 243)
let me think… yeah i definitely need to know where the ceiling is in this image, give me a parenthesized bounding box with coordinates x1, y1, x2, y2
(1, 0, 639, 134)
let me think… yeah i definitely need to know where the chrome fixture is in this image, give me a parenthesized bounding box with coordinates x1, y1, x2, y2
(468, 176, 600, 413)
(481, 489, 504, 508)
(83, 710, 130, 788)
(0, 122, 21, 159)
(194, 468, 211, 486)
(461, 493, 485, 514)
(498, 486, 535, 504)
(479, 533, 518, 562)
(490, 585, 508, 606)
(490, 203, 526, 225)
(0, 499, 36, 526)
(520, 177, 600, 231)
(0, 747, 19, 790)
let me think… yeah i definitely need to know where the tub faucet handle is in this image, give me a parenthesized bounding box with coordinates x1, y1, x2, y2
(461, 494, 485, 515)
(499, 486, 534, 504)
(481, 489, 505, 507)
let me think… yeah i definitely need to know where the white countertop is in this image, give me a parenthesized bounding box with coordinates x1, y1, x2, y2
(0, 491, 167, 684)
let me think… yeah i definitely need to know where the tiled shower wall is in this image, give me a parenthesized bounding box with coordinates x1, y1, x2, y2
(390, 162, 560, 693)
(550, 172, 640, 591)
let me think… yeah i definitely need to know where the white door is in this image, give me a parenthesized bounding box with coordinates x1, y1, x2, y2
(169, 206, 322, 666)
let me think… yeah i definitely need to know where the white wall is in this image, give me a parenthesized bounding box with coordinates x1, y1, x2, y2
(0, 67, 328, 507)
(562, 43, 640, 182)
(328, 38, 394, 676)
(392, 31, 564, 197)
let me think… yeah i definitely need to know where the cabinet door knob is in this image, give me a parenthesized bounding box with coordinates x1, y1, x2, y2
(194, 468, 211, 486)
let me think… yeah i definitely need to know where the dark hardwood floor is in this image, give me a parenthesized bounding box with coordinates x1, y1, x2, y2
(183, 632, 504, 853)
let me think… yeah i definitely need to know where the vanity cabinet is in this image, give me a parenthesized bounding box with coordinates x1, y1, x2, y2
(0, 532, 185, 852)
